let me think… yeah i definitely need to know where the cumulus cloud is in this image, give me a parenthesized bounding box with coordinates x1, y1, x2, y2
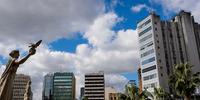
(105, 74, 129, 92)
(0, 0, 104, 43)
(0, 3, 139, 99)
(131, 4, 154, 13)
(77, 12, 139, 74)
(150, 0, 200, 22)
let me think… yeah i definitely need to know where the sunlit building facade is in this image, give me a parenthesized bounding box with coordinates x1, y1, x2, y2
(137, 11, 200, 93)
(84, 72, 105, 100)
(53, 72, 76, 100)
(42, 74, 53, 100)
(12, 74, 32, 100)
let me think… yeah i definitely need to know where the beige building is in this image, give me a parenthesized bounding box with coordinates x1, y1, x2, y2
(105, 87, 118, 100)
(12, 74, 32, 100)
(84, 72, 105, 100)
(108, 93, 118, 100)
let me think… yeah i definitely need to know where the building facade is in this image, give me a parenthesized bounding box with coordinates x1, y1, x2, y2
(80, 87, 85, 100)
(105, 87, 117, 100)
(42, 74, 53, 100)
(137, 11, 200, 93)
(84, 72, 105, 100)
(12, 74, 32, 100)
(108, 93, 118, 100)
(53, 72, 76, 100)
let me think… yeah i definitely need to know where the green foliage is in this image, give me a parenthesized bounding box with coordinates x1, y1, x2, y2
(154, 87, 169, 100)
(82, 96, 88, 100)
(169, 63, 200, 100)
(139, 88, 153, 100)
(117, 84, 153, 100)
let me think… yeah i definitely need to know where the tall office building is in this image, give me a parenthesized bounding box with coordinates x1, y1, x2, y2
(42, 74, 53, 100)
(12, 74, 32, 100)
(137, 11, 200, 93)
(84, 72, 105, 100)
(53, 72, 76, 100)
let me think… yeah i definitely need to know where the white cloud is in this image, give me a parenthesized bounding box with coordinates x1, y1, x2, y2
(0, 11, 139, 100)
(150, 0, 200, 22)
(131, 4, 154, 13)
(105, 74, 129, 92)
(0, 0, 104, 43)
(77, 12, 139, 74)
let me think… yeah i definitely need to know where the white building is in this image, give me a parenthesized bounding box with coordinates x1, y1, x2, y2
(137, 11, 200, 93)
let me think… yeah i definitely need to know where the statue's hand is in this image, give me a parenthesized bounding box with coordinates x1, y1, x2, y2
(29, 48, 36, 55)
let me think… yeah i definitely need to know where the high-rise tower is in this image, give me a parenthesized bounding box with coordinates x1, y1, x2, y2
(137, 11, 200, 93)
(42, 74, 53, 100)
(53, 72, 76, 100)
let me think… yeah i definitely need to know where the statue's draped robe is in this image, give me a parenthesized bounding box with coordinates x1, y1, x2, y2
(0, 58, 18, 100)
(24, 82, 32, 100)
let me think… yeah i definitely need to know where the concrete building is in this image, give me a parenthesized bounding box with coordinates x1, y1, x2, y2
(137, 11, 200, 93)
(42, 74, 53, 100)
(53, 72, 76, 100)
(84, 72, 105, 100)
(12, 74, 32, 100)
(105, 87, 118, 100)
(108, 93, 118, 100)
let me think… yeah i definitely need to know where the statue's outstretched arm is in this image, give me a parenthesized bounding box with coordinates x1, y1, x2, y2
(16, 54, 31, 65)
(15, 49, 36, 65)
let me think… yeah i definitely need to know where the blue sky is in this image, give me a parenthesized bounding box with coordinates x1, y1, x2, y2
(46, 0, 174, 84)
(0, 0, 199, 99)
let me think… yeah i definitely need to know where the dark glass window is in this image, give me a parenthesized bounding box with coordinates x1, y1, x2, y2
(139, 34, 152, 43)
(142, 57, 155, 65)
(141, 49, 154, 58)
(138, 19, 151, 29)
(139, 26, 152, 37)
(142, 65, 156, 73)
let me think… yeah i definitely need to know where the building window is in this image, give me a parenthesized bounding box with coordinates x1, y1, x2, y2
(143, 73, 157, 81)
(143, 82, 157, 89)
(138, 19, 151, 29)
(140, 41, 153, 51)
(139, 34, 152, 43)
(142, 65, 156, 73)
(155, 28, 157, 31)
(139, 26, 152, 37)
(141, 49, 154, 58)
(161, 73, 163, 77)
(142, 57, 155, 65)
(147, 42, 153, 47)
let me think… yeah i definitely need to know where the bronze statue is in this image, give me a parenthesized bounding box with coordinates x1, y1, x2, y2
(24, 80, 32, 100)
(0, 40, 42, 100)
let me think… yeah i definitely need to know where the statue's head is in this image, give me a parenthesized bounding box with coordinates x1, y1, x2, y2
(9, 50, 20, 59)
